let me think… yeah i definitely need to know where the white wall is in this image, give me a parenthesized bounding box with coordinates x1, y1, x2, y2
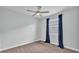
(40, 7, 79, 52)
(0, 7, 39, 51)
(38, 18, 46, 41)
(63, 7, 79, 52)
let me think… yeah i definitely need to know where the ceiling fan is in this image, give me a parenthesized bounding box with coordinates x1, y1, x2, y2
(27, 6, 49, 16)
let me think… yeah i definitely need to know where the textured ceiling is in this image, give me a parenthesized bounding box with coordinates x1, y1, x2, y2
(3, 6, 71, 17)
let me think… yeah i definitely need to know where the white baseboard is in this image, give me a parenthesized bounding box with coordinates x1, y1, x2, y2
(51, 42, 79, 52)
(1, 40, 79, 52)
(64, 46, 79, 52)
(0, 40, 39, 52)
(41, 40, 79, 52)
(40, 39, 45, 41)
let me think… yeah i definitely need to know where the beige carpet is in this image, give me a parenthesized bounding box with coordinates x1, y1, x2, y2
(1, 41, 78, 53)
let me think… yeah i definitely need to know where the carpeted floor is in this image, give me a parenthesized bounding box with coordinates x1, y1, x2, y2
(1, 41, 78, 53)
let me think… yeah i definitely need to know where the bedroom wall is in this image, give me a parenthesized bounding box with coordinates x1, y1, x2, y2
(40, 7, 79, 52)
(63, 7, 79, 52)
(0, 7, 39, 51)
(37, 18, 46, 41)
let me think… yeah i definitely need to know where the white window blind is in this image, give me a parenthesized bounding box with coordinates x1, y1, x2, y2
(49, 18, 58, 45)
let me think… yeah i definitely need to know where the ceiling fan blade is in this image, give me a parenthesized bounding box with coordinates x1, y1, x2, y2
(32, 13, 37, 16)
(27, 10, 36, 12)
(39, 11, 49, 13)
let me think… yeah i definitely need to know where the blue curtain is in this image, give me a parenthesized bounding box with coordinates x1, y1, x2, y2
(45, 18, 50, 43)
(58, 14, 64, 48)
